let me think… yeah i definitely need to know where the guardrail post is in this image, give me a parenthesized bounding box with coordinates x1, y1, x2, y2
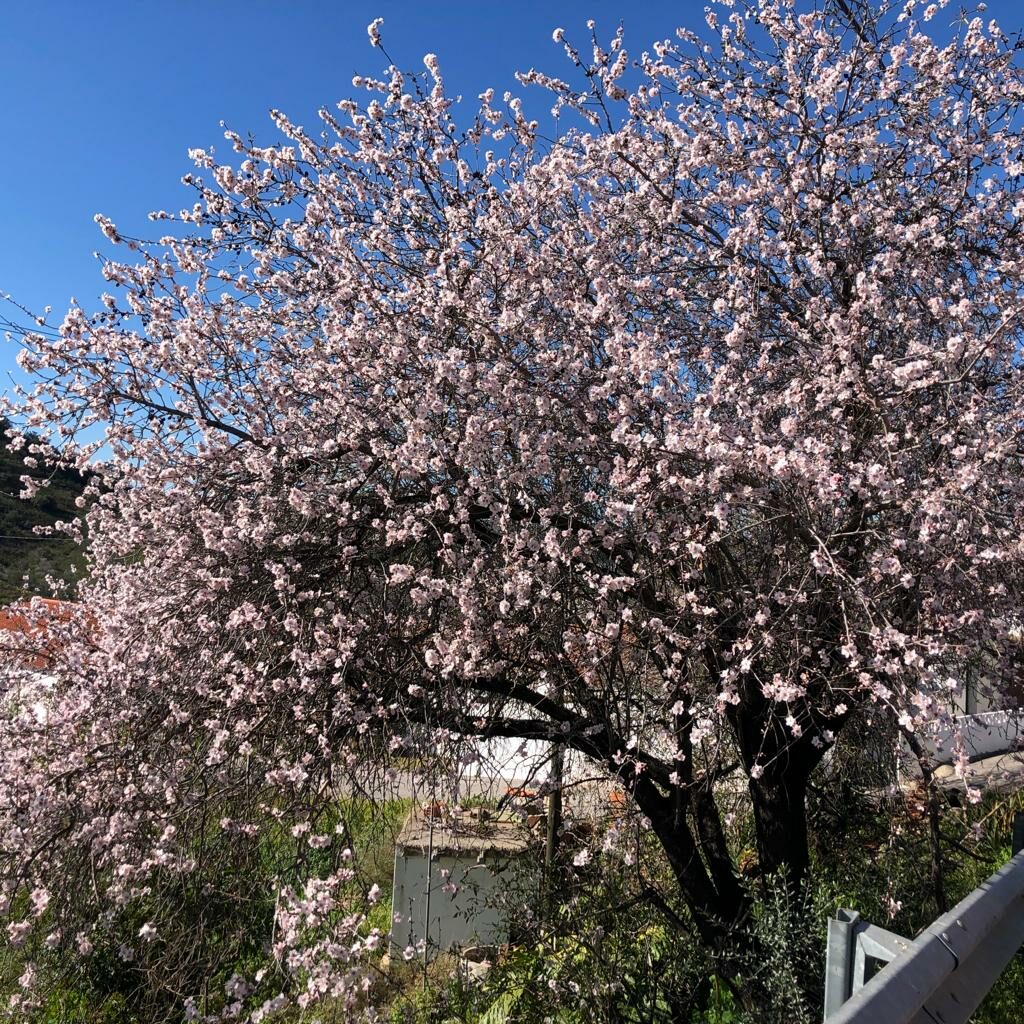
(1012, 810, 1024, 856)
(824, 908, 859, 1019)
(824, 911, 910, 1019)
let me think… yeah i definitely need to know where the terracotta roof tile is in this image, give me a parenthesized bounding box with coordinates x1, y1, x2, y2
(0, 599, 80, 670)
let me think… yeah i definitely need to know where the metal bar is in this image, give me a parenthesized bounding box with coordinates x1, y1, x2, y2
(827, 849, 1024, 1023)
(825, 912, 912, 1018)
(852, 928, 870, 995)
(824, 909, 859, 1019)
(912, 898, 1024, 1024)
(852, 922, 910, 995)
(858, 923, 912, 962)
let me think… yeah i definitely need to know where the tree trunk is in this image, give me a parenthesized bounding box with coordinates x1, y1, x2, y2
(692, 787, 747, 921)
(628, 772, 810, 1020)
(750, 772, 810, 888)
(630, 776, 749, 946)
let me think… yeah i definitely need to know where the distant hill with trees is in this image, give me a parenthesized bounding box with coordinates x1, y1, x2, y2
(0, 421, 86, 604)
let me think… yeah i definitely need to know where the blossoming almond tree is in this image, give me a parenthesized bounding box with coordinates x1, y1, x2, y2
(4, 0, 1024, 1017)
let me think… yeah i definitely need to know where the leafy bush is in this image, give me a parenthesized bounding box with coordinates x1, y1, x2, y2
(0, 798, 411, 1023)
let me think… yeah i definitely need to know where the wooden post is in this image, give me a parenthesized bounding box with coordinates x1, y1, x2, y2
(545, 740, 563, 919)
(423, 782, 435, 991)
(1012, 810, 1024, 856)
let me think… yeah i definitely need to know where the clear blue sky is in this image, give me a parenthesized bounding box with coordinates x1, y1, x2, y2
(2, 0, 1022, 396)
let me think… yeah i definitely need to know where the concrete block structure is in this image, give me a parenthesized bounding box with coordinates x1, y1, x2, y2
(390, 806, 538, 959)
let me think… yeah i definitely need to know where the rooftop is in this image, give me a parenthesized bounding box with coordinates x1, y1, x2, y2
(396, 805, 533, 856)
(0, 599, 80, 670)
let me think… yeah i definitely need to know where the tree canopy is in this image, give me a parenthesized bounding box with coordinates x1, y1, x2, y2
(3, 1, 1024, 1018)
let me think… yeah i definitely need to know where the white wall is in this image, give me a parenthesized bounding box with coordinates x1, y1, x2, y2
(919, 710, 1024, 766)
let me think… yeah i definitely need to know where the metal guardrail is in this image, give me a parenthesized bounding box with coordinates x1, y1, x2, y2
(824, 816, 1024, 1023)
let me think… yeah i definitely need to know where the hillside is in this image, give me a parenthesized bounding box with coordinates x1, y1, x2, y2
(0, 423, 87, 605)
